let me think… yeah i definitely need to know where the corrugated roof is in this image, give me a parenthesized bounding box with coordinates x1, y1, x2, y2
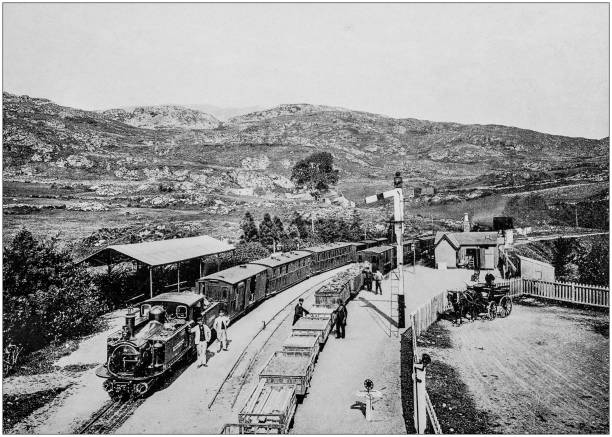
(250, 250, 311, 268)
(80, 235, 234, 267)
(200, 264, 268, 285)
(361, 245, 394, 254)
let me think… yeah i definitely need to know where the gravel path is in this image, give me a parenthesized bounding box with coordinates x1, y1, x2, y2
(421, 301, 609, 434)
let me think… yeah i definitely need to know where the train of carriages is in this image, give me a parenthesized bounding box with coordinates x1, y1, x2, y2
(96, 235, 434, 400)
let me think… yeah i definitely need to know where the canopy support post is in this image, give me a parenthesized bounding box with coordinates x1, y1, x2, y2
(149, 267, 153, 299)
(177, 262, 181, 292)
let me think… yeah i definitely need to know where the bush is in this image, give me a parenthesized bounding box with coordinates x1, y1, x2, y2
(3, 230, 106, 369)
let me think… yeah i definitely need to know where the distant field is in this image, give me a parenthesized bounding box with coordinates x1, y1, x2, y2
(405, 195, 509, 222)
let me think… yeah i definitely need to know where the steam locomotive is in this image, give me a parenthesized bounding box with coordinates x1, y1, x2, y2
(95, 292, 220, 400)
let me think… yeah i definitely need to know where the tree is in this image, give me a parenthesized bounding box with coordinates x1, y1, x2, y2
(348, 211, 365, 242)
(240, 211, 259, 242)
(290, 152, 339, 192)
(551, 237, 577, 281)
(577, 240, 609, 286)
(259, 213, 276, 249)
(290, 212, 310, 239)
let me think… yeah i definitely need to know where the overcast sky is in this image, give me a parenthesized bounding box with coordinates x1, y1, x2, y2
(3, 3, 609, 138)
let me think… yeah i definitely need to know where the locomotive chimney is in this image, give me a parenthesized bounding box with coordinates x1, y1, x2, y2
(463, 213, 470, 232)
(125, 312, 136, 337)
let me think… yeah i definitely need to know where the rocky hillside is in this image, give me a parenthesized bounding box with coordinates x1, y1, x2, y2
(3, 92, 608, 202)
(101, 105, 220, 129)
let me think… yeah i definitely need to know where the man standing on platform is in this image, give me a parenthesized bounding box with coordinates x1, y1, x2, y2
(293, 298, 310, 325)
(335, 298, 348, 339)
(374, 270, 384, 295)
(213, 309, 230, 352)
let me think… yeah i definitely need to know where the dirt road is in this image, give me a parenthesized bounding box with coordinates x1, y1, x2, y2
(420, 301, 609, 434)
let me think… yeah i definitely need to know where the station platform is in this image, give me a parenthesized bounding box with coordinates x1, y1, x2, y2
(291, 265, 472, 434)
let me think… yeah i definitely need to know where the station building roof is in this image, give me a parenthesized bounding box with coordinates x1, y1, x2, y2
(200, 264, 268, 285)
(250, 251, 312, 268)
(79, 235, 234, 267)
(434, 231, 501, 249)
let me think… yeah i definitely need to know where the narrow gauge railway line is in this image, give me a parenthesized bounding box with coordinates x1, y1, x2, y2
(77, 398, 146, 434)
(208, 271, 343, 410)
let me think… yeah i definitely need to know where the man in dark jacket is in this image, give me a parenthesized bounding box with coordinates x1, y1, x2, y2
(363, 266, 373, 291)
(335, 299, 348, 339)
(293, 298, 310, 325)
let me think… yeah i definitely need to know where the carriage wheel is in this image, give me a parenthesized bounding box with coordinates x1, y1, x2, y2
(487, 302, 497, 320)
(499, 296, 513, 317)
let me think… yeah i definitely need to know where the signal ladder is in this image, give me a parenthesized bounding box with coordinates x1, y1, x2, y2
(389, 268, 401, 337)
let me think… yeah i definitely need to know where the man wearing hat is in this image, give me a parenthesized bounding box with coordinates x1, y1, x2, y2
(293, 298, 310, 325)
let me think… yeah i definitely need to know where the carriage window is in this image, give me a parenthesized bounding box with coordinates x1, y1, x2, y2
(222, 287, 229, 299)
(141, 304, 151, 318)
(176, 305, 188, 319)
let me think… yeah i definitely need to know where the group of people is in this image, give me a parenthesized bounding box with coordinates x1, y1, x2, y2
(190, 309, 231, 368)
(293, 298, 348, 339)
(362, 266, 384, 294)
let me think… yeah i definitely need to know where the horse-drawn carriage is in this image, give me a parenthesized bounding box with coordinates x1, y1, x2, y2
(447, 273, 513, 324)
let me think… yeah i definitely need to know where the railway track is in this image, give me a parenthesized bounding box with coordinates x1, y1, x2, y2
(207, 269, 344, 410)
(77, 398, 146, 434)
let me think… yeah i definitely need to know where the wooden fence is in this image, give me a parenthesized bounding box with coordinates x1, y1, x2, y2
(411, 291, 449, 338)
(497, 278, 609, 308)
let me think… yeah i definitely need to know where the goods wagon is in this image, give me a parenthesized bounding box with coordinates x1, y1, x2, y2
(259, 351, 315, 396)
(359, 245, 396, 273)
(239, 381, 298, 434)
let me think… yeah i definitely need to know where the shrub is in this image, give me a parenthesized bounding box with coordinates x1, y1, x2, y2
(3, 230, 106, 368)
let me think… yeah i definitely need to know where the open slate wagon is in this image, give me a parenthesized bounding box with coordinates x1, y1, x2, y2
(238, 380, 297, 434)
(292, 317, 331, 344)
(307, 305, 334, 321)
(282, 335, 319, 366)
(315, 283, 350, 308)
(259, 351, 314, 396)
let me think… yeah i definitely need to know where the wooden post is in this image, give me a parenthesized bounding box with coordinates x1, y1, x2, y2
(571, 282, 576, 303)
(199, 258, 203, 278)
(149, 267, 153, 298)
(177, 262, 180, 292)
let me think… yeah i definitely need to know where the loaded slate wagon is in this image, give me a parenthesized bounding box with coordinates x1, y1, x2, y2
(282, 335, 319, 366)
(315, 284, 350, 308)
(259, 351, 314, 396)
(292, 317, 331, 345)
(238, 380, 298, 434)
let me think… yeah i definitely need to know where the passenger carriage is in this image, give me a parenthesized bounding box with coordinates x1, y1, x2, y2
(359, 245, 395, 274)
(198, 264, 268, 320)
(250, 251, 312, 295)
(302, 242, 354, 275)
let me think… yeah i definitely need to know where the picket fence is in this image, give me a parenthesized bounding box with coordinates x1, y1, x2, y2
(497, 278, 609, 308)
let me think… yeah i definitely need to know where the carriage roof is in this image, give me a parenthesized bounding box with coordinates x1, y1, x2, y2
(302, 242, 352, 253)
(142, 292, 205, 307)
(360, 245, 394, 254)
(250, 250, 312, 268)
(200, 264, 268, 285)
